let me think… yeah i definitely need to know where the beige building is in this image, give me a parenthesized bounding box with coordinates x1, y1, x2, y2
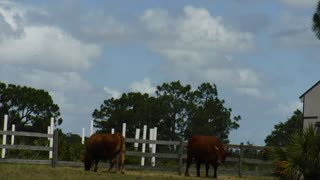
(300, 80, 320, 129)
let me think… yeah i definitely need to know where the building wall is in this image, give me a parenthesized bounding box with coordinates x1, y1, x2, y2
(303, 84, 320, 128)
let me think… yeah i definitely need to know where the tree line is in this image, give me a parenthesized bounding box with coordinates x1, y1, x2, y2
(93, 81, 240, 143)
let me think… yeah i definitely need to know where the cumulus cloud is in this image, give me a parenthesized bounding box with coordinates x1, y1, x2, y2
(142, 6, 254, 53)
(22, 69, 93, 92)
(79, 11, 132, 43)
(273, 101, 303, 117)
(129, 78, 156, 95)
(141, 6, 268, 98)
(271, 12, 320, 48)
(103, 87, 122, 99)
(0, 1, 106, 135)
(0, 1, 101, 71)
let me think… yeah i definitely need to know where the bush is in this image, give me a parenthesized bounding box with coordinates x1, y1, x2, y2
(270, 125, 320, 180)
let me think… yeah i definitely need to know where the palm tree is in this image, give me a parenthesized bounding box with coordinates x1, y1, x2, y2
(313, 1, 320, 39)
(271, 125, 320, 180)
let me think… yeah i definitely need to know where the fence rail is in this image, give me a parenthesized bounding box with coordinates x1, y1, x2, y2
(0, 130, 274, 176)
(0, 130, 59, 167)
(0, 130, 52, 138)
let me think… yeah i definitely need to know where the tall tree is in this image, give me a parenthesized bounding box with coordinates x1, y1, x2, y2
(93, 81, 240, 143)
(313, 1, 320, 39)
(155, 81, 192, 140)
(0, 82, 62, 132)
(93, 92, 161, 138)
(186, 83, 240, 143)
(265, 109, 303, 147)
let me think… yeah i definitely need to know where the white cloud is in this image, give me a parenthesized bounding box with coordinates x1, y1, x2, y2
(129, 78, 156, 95)
(103, 87, 122, 99)
(280, 0, 317, 8)
(142, 6, 254, 53)
(272, 12, 320, 48)
(0, 1, 106, 135)
(22, 69, 93, 92)
(141, 6, 266, 98)
(0, 2, 101, 71)
(273, 101, 303, 117)
(0, 26, 101, 71)
(79, 10, 132, 43)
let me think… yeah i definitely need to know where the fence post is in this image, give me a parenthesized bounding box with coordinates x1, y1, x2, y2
(238, 142, 244, 177)
(11, 124, 15, 145)
(90, 120, 93, 136)
(52, 129, 59, 167)
(134, 128, 140, 151)
(151, 127, 157, 166)
(1, 114, 8, 158)
(49, 118, 54, 159)
(81, 128, 85, 144)
(141, 125, 147, 166)
(178, 139, 184, 175)
(122, 123, 126, 138)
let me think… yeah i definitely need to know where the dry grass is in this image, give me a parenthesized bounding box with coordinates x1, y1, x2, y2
(0, 163, 277, 180)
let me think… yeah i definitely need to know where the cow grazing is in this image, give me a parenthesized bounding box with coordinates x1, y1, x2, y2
(83, 132, 126, 173)
(185, 135, 226, 178)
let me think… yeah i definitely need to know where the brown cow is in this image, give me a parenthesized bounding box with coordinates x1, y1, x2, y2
(185, 135, 226, 178)
(83, 132, 125, 173)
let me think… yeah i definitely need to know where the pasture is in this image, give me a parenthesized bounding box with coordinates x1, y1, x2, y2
(0, 163, 276, 180)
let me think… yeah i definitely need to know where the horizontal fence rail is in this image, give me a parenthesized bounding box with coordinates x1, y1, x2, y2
(0, 130, 53, 138)
(0, 130, 274, 177)
(0, 144, 52, 151)
(0, 129, 58, 167)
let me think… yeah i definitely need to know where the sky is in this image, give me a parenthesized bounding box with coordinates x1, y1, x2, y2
(0, 0, 320, 146)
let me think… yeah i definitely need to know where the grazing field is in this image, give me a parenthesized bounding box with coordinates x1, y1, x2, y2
(0, 163, 277, 180)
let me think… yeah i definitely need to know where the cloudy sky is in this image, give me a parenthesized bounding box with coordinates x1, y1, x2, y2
(1, 0, 319, 145)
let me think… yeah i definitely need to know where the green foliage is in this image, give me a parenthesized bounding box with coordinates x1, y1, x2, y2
(186, 83, 240, 143)
(57, 129, 85, 161)
(313, 1, 320, 39)
(6, 136, 50, 160)
(155, 81, 192, 140)
(264, 109, 303, 147)
(0, 81, 62, 133)
(93, 92, 161, 138)
(93, 81, 240, 143)
(270, 125, 320, 180)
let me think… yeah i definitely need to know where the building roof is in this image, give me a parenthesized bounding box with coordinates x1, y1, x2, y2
(299, 80, 320, 99)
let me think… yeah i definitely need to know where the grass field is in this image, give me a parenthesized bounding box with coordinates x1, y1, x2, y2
(0, 163, 277, 180)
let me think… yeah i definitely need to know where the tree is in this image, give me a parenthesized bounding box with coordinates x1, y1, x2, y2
(93, 81, 240, 144)
(313, 1, 320, 39)
(58, 130, 84, 161)
(271, 125, 320, 180)
(186, 83, 240, 143)
(265, 109, 303, 147)
(0, 81, 62, 133)
(155, 81, 192, 141)
(93, 92, 161, 138)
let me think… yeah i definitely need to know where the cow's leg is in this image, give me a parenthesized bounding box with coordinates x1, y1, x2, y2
(118, 152, 125, 174)
(108, 158, 116, 172)
(213, 165, 218, 178)
(94, 160, 99, 172)
(184, 154, 192, 176)
(205, 162, 209, 177)
(196, 159, 201, 177)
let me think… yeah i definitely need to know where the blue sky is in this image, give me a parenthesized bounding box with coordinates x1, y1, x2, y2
(1, 0, 320, 145)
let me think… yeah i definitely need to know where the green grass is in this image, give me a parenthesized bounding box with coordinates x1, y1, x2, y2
(0, 163, 277, 180)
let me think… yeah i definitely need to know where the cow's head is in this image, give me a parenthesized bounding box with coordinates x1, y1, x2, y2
(81, 154, 92, 171)
(214, 145, 227, 164)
